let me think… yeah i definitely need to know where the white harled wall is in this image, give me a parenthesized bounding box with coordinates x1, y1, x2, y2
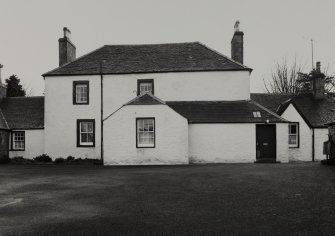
(44, 75, 101, 159)
(102, 71, 250, 117)
(44, 70, 250, 160)
(188, 123, 288, 163)
(103, 104, 188, 165)
(314, 128, 328, 161)
(9, 129, 44, 159)
(281, 104, 313, 161)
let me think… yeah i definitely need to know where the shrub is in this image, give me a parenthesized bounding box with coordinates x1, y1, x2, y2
(66, 156, 75, 161)
(0, 155, 10, 164)
(34, 154, 52, 163)
(54, 157, 65, 164)
(10, 156, 34, 164)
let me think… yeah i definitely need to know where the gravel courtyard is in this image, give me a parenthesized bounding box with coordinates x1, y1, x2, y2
(0, 163, 335, 236)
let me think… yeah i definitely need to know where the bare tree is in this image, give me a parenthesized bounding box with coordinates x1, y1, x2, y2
(263, 58, 304, 94)
(264, 59, 335, 95)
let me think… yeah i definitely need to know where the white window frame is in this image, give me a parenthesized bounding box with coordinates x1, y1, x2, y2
(137, 79, 154, 96)
(77, 120, 95, 147)
(73, 81, 89, 104)
(12, 131, 25, 150)
(288, 123, 299, 148)
(136, 118, 155, 148)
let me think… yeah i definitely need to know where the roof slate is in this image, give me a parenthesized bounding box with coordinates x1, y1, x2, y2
(43, 42, 252, 76)
(251, 93, 295, 113)
(166, 100, 287, 123)
(277, 94, 335, 128)
(125, 93, 165, 106)
(0, 97, 44, 129)
(0, 108, 9, 130)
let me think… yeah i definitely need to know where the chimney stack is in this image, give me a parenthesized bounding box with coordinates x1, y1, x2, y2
(59, 27, 76, 66)
(231, 20, 244, 64)
(0, 64, 7, 102)
(312, 61, 326, 99)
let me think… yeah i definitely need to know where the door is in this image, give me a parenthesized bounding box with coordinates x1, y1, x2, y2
(256, 124, 276, 161)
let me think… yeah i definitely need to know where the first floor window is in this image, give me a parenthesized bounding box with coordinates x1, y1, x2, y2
(77, 119, 95, 147)
(12, 131, 25, 150)
(289, 123, 299, 147)
(136, 118, 155, 148)
(137, 79, 154, 95)
(73, 81, 89, 104)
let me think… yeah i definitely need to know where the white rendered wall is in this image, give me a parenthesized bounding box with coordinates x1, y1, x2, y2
(276, 123, 289, 163)
(314, 128, 328, 161)
(44, 70, 249, 159)
(189, 124, 256, 163)
(104, 104, 188, 165)
(44, 76, 101, 159)
(102, 71, 250, 117)
(9, 129, 44, 159)
(281, 104, 313, 161)
(189, 123, 288, 163)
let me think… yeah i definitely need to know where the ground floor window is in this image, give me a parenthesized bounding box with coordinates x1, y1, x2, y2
(289, 123, 299, 147)
(77, 119, 95, 147)
(12, 131, 25, 150)
(136, 118, 155, 148)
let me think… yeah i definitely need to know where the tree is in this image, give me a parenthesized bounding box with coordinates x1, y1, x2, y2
(263, 59, 303, 94)
(264, 59, 334, 94)
(5, 75, 26, 97)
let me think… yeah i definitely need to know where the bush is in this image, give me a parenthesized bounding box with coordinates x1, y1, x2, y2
(66, 156, 75, 161)
(34, 154, 52, 163)
(54, 157, 65, 164)
(10, 156, 34, 164)
(0, 155, 10, 164)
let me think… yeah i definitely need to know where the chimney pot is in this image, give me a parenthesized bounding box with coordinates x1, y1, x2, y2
(312, 61, 325, 99)
(316, 61, 321, 72)
(231, 20, 244, 64)
(59, 27, 76, 66)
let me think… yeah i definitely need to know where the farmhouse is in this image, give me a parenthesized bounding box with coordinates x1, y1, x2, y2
(1, 25, 292, 164)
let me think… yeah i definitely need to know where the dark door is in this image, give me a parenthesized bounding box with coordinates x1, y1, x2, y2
(256, 125, 276, 161)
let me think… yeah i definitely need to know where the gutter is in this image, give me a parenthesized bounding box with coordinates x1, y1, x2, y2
(312, 128, 315, 162)
(100, 62, 104, 165)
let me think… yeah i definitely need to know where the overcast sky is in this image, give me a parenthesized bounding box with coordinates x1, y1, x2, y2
(0, 0, 334, 95)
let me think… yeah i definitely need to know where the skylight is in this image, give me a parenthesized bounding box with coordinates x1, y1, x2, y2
(253, 111, 261, 118)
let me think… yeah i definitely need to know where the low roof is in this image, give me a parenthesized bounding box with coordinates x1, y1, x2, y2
(277, 94, 335, 128)
(43, 42, 252, 77)
(125, 93, 165, 106)
(0, 108, 9, 130)
(0, 97, 44, 129)
(166, 100, 287, 124)
(251, 93, 295, 113)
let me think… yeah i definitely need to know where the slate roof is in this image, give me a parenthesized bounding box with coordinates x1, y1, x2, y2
(0, 108, 9, 130)
(166, 100, 287, 123)
(125, 93, 165, 105)
(251, 93, 295, 113)
(277, 94, 335, 128)
(0, 97, 44, 129)
(43, 42, 252, 76)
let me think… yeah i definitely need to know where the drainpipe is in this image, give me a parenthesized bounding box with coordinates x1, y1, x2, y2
(100, 61, 105, 165)
(312, 128, 315, 162)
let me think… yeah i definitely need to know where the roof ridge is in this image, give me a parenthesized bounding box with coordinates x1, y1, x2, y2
(197, 42, 252, 71)
(103, 42, 200, 47)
